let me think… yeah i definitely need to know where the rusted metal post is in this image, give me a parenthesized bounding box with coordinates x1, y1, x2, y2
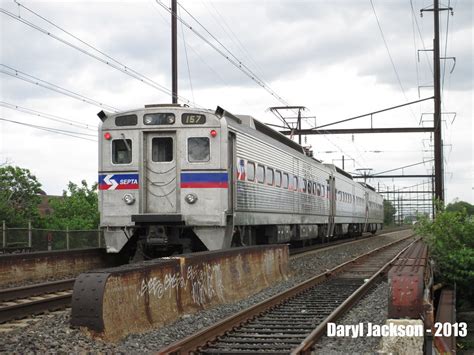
(28, 221, 32, 248)
(98, 228, 101, 248)
(66, 227, 70, 250)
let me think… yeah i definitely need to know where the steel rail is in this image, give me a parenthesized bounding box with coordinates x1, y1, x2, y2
(292, 239, 420, 354)
(158, 233, 416, 354)
(289, 227, 410, 257)
(0, 278, 75, 302)
(0, 279, 75, 323)
(0, 293, 71, 323)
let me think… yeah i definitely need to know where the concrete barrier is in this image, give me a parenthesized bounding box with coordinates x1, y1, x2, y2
(0, 248, 122, 287)
(71, 244, 289, 341)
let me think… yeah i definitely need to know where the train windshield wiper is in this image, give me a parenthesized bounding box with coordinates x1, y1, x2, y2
(120, 133, 131, 152)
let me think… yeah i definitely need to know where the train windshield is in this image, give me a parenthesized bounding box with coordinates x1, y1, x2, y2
(152, 137, 173, 162)
(112, 139, 132, 164)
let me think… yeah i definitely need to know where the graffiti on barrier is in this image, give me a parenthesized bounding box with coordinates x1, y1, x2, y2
(137, 262, 225, 306)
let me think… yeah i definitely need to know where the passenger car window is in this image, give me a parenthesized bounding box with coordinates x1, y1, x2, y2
(275, 171, 282, 187)
(256, 165, 265, 183)
(188, 137, 210, 162)
(266, 168, 274, 185)
(282, 173, 289, 189)
(152, 137, 173, 162)
(302, 179, 307, 192)
(293, 176, 298, 191)
(247, 162, 255, 181)
(112, 139, 132, 164)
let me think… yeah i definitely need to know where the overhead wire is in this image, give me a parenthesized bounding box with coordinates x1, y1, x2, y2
(0, 64, 121, 112)
(410, 0, 434, 74)
(2, 4, 198, 107)
(203, 0, 269, 83)
(441, 0, 451, 98)
(176, 1, 284, 104)
(411, 0, 421, 101)
(0, 101, 98, 131)
(148, 1, 257, 110)
(369, 0, 418, 124)
(179, 7, 195, 104)
(0, 117, 97, 142)
(153, 0, 290, 107)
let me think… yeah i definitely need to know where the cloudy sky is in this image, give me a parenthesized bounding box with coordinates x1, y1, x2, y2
(1, 0, 472, 209)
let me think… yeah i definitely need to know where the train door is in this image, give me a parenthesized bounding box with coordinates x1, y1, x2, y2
(144, 132, 178, 213)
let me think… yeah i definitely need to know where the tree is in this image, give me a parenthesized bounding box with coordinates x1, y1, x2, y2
(383, 200, 396, 226)
(0, 165, 42, 227)
(446, 200, 474, 216)
(415, 206, 474, 301)
(43, 180, 99, 230)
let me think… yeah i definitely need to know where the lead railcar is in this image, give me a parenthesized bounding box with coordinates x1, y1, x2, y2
(98, 104, 383, 258)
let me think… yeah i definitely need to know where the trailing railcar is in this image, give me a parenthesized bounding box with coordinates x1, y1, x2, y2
(97, 104, 383, 258)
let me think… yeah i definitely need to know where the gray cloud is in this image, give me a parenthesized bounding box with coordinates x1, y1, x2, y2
(0, 0, 472, 202)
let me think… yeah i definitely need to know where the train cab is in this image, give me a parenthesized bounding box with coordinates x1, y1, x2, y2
(98, 104, 234, 257)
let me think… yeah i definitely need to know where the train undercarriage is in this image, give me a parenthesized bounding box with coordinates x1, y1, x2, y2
(117, 222, 381, 261)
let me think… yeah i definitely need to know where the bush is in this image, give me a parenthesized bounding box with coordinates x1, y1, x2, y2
(415, 205, 474, 301)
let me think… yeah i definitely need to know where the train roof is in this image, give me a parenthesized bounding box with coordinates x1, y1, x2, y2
(215, 106, 307, 156)
(358, 182, 376, 191)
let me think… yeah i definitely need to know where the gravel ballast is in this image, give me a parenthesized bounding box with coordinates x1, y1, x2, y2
(0, 230, 413, 353)
(314, 281, 389, 354)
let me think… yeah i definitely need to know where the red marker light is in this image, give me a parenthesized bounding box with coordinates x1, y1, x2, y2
(104, 132, 112, 140)
(210, 129, 217, 137)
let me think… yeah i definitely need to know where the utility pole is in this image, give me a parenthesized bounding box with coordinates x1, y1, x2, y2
(421, 0, 453, 207)
(297, 108, 302, 145)
(433, 0, 443, 204)
(171, 0, 178, 104)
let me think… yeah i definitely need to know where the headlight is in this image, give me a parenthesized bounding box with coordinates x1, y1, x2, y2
(123, 193, 135, 205)
(185, 193, 198, 204)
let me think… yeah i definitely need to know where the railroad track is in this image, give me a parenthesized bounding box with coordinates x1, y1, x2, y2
(0, 230, 411, 328)
(289, 227, 411, 257)
(158, 234, 417, 354)
(0, 278, 74, 323)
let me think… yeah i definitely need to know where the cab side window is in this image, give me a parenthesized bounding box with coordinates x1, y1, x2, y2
(112, 139, 132, 164)
(188, 137, 210, 162)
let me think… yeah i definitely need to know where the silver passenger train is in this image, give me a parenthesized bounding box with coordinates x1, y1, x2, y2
(98, 104, 383, 258)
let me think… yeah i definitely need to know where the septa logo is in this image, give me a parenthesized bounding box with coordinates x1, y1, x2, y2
(99, 174, 139, 190)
